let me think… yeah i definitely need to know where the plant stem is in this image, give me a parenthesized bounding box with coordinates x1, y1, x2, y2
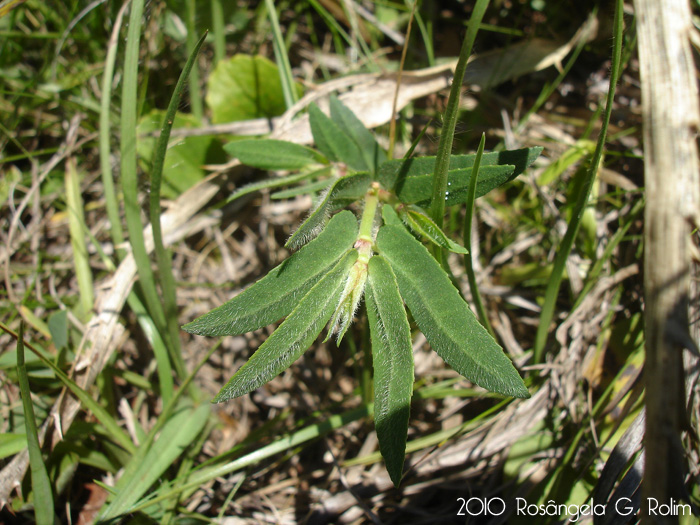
(357, 182, 380, 247)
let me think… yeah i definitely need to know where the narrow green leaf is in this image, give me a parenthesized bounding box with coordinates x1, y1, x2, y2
(399, 204, 468, 254)
(378, 147, 542, 202)
(16, 323, 55, 525)
(285, 172, 370, 250)
(150, 31, 208, 383)
(265, 0, 298, 108)
(98, 0, 127, 254)
(99, 402, 210, 521)
(47, 310, 68, 351)
(214, 250, 358, 402)
(533, 0, 623, 363)
(183, 210, 358, 337)
(0, 321, 136, 454)
(226, 166, 331, 205)
(329, 96, 386, 174)
(462, 133, 495, 336)
(121, 0, 171, 370)
(65, 159, 94, 320)
(224, 139, 327, 171)
(366, 256, 414, 487)
(308, 103, 368, 172)
(130, 406, 371, 514)
(429, 0, 490, 226)
(270, 176, 334, 200)
(376, 225, 529, 398)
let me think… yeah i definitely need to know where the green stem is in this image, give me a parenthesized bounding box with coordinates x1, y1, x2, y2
(358, 183, 380, 246)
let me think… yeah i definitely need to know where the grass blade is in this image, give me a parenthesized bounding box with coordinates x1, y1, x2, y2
(0, 321, 136, 455)
(120, 0, 170, 362)
(210, 0, 225, 65)
(129, 405, 371, 514)
(98, 402, 211, 521)
(366, 256, 414, 487)
(184, 210, 358, 337)
(16, 322, 55, 525)
(149, 31, 207, 381)
(265, 0, 298, 108)
(126, 292, 174, 406)
(462, 133, 494, 335)
(429, 0, 490, 226)
(214, 250, 358, 402)
(532, 0, 624, 363)
(98, 0, 128, 257)
(184, 0, 203, 120)
(376, 224, 529, 398)
(64, 158, 94, 320)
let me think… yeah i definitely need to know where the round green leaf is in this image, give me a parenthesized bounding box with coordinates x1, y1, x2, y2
(206, 54, 303, 123)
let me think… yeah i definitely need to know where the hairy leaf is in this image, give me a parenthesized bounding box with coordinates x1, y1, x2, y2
(224, 139, 327, 170)
(183, 211, 358, 336)
(329, 96, 386, 174)
(286, 172, 370, 250)
(381, 204, 403, 228)
(308, 103, 368, 172)
(213, 250, 358, 402)
(378, 147, 542, 205)
(376, 225, 529, 398)
(398, 204, 468, 254)
(366, 256, 414, 487)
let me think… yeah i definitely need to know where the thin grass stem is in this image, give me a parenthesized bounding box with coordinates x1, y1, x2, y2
(265, 0, 298, 108)
(65, 158, 94, 321)
(120, 0, 170, 361)
(462, 133, 495, 336)
(388, 1, 417, 160)
(185, 0, 203, 120)
(16, 322, 55, 525)
(533, 0, 624, 363)
(149, 31, 208, 382)
(98, 0, 128, 258)
(210, 0, 225, 65)
(429, 0, 489, 228)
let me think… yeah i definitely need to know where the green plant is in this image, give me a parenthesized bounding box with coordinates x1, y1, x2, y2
(183, 96, 540, 486)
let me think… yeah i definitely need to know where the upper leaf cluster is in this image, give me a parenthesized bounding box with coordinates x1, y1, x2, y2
(184, 97, 541, 486)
